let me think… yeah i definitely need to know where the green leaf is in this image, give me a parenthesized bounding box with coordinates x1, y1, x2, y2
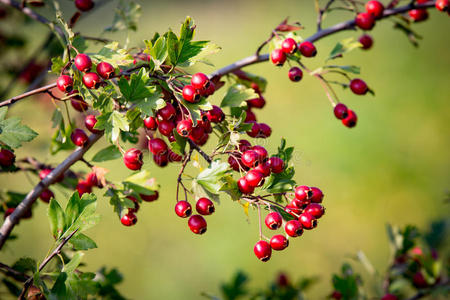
(123, 170, 159, 195)
(118, 69, 160, 103)
(0, 114, 38, 148)
(12, 257, 37, 273)
(104, 0, 141, 32)
(106, 188, 134, 217)
(69, 234, 97, 250)
(62, 252, 84, 273)
(166, 30, 180, 66)
(220, 84, 258, 108)
(324, 65, 361, 74)
(50, 272, 68, 299)
(219, 175, 242, 201)
(50, 56, 67, 75)
(48, 198, 66, 239)
(178, 41, 220, 67)
(194, 161, 230, 195)
(146, 36, 168, 68)
(92, 42, 133, 67)
(63, 194, 100, 239)
(95, 111, 129, 142)
(91, 145, 122, 162)
(170, 130, 187, 155)
(50, 113, 75, 154)
(327, 38, 362, 61)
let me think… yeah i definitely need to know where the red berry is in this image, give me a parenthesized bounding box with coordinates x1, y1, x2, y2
(254, 161, 271, 177)
(237, 139, 252, 153)
(82, 72, 101, 89)
(127, 196, 140, 213)
(409, 9, 428, 22)
(285, 220, 303, 237)
(56, 75, 73, 93)
(76, 180, 92, 196)
(168, 150, 183, 162)
(365, 1, 384, 19)
(71, 129, 88, 147)
(191, 73, 210, 90)
(0, 149, 15, 167)
(241, 150, 258, 168)
(228, 155, 242, 172)
(350, 79, 368, 95)
(288, 67, 303, 82)
(342, 109, 357, 128)
(281, 38, 297, 54)
(4, 208, 15, 219)
(252, 145, 268, 162)
(359, 34, 373, 50)
(86, 172, 100, 188)
(121, 212, 137, 226)
(299, 212, 317, 230)
(254, 240, 272, 262)
(189, 126, 205, 142)
(246, 122, 261, 138)
(237, 177, 255, 194)
(247, 96, 266, 109)
(143, 116, 158, 130)
(153, 153, 169, 167)
(196, 197, 215, 215)
(381, 294, 398, 300)
(268, 157, 284, 174)
(69, 90, 88, 112)
(140, 191, 159, 202)
(412, 272, 428, 288)
(277, 273, 290, 287)
(299, 41, 317, 57)
(245, 110, 257, 122)
(39, 168, 52, 180)
(148, 138, 168, 155)
(182, 85, 200, 103)
(176, 119, 193, 137)
(39, 188, 54, 203)
(295, 185, 313, 201)
(310, 187, 324, 203)
(270, 234, 289, 251)
(304, 203, 325, 219)
(96, 62, 115, 79)
(333, 103, 348, 120)
(436, 0, 449, 12)
(245, 169, 264, 187)
(270, 49, 287, 66)
(74, 54, 92, 72)
(175, 200, 192, 218)
(85, 115, 102, 134)
(355, 12, 376, 30)
(75, 0, 94, 11)
(259, 123, 272, 138)
(331, 291, 343, 300)
(157, 103, 176, 121)
(123, 148, 143, 170)
(265, 212, 283, 230)
(158, 120, 175, 137)
(206, 105, 225, 123)
(188, 214, 207, 234)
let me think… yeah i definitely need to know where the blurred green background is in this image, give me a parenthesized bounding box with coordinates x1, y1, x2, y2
(1, 0, 449, 299)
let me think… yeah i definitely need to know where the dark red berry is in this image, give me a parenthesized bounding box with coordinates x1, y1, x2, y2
(82, 72, 101, 89)
(350, 79, 368, 95)
(245, 110, 257, 122)
(228, 155, 242, 172)
(189, 126, 205, 142)
(75, 0, 94, 11)
(268, 157, 284, 174)
(188, 214, 207, 234)
(175, 200, 192, 218)
(237, 139, 252, 153)
(196, 197, 215, 215)
(342, 109, 357, 128)
(4, 208, 15, 219)
(69, 90, 88, 112)
(245, 169, 264, 187)
(436, 0, 449, 12)
(0, 149, 15, 167)
(237, 177, 255, 194)
(331, 291, 343, 300)
(412, 272, 428, 288)
(299, 212, 317, 230)
(86, 172, 100, 187)
(153, 153, 169, 167)
(76, 180, 92, 196)
(206, 105, 225, 123)
(254, 240, 272, 262)
(304, 203, 325, 219)
(409, 9, 428, 22)
(366, 1, 384, 19)
(270, 49, 286, 66)
(148, 138, 168, 155)
(140, 191, 159, 202)
(295, 185, 313, 201)
(246, 122, 261, 138)
(74, 54, 92, 72)
(265, 212, 283, 230)
(71, 129, 88, 147)
(281, 38, 297, 54)
(241, 150, 258, 168)
(85, 115, 102, 134)
(252, 145, 268, 162)
(126, 196, 140, 213)
(270, 234, 289, 251)
(158, 120, 175, 137)
(123, 148, 143, 170)
(277, 273, 290, 287)
(259, 123, 272, 138)
(333, 103, 348, 120)
(288, 67, 303, 82)
(310, 187, 324, 203)
(191, 73, 210, 90)
(254, 162, 271, 177)
(176, 119, 193, 137)
(299, 41, 317, 57)
(247, 96, 266, 109)
(381, 294, 398, 300)
(39, 188, 54, 203)
(157, 103, 176, 121)
(121, 212, 137, 226)
(144, 116, 158, 130)
(56, 75, 73, 93)
(359, 34, 373, 50)
(168, 150, 183, 162)
(182, 85, 200, 103)
(96, 62, 115, 79)
(285, 220, 303, 237)
(355, 12, 376, 30)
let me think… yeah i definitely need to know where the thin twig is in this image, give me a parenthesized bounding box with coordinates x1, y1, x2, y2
(187, 139, 212, 164)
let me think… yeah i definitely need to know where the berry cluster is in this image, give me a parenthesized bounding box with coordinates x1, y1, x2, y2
(174, 197, 215, 234)
(120, 191, 159, 226)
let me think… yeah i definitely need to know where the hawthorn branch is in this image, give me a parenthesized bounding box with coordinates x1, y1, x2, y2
(0, 262, 30, 282)
(0, 83, 57, 108)
(187, 139, 212, 164)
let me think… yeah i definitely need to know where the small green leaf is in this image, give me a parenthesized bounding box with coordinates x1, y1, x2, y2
(69, 234, 97, 250)
(324, 65, 361, 74)
(0, 116, 38, 149)
(104, 0, 141, 32)
(50, 272, 68, 298)
(91, 145, 122, 162)
(147, 36, 168, 67)
(48, 198, 66, 239)
(62, 252, 84, 273)
(327, 38, 362, 61)
(194, 161, 230, 196)
(220, 84, 258, 108)
(12, 257, 37, 273)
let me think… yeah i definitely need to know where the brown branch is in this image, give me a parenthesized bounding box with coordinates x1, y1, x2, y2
(0, 262, 30, 282)
(187, 139, 212, 164)
(0, 83, 57, 108)
(317, 0, 337, 31)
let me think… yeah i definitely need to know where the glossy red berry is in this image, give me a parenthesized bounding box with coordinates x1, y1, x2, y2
(188, 214, 207, 234)
(241, 150, 258, 168)
(270, 48, 286, 66)
(157, 103, 176, 121)
(237, 177, 255, 194)
(295, 185, 313, 201)
(355, 12, 376, 30)
(86, 172, 100, 188)
(334, 103, 348, 120)
(304, 203, 325, 219)
(85, 115, 102, 134)
(140, 191, 159, 202)
(245, 110, 257, 123)
(75, 0, 94, 11)
(281, 38, 297, 54)
(265, 211, 283, 230)
(74, 54, 92, 72)
(381, 294, 398, 300)
(71, 129, 88, 147)
(259, 123, 272, 138)
(189, 126, 205, 142)
(247, 96, 266, 109)
(82, 72, 101, 89)
(245, 169, 264, 187)
(359, 34, 373, 50)
(96, 61, 115, 79)
(299, 212, 317, 230)
(254, 162, 271, 177)
(76, 180, 92, 196)
(270, 234, 289, 251)
(56, 75, 73, 93)
(252, 145, 268, 162)
(176, 119, 193, 137)
(350, 79, 368, 95)
(299, 41, 317, 57)
(0, 149, 15, 167)
(365, 1, 384, 19)
(228, 155, 242, 172)
(144, 116, 158, 130)
(196, 197, 215, 215)
(288, 67, 303, 82)
(436, 0, 449, 11)
(342, 109, 357, 128)
(247, 122, 261, 138)
(4, 208, 15, 219)
(69, 90, 88, 112)
(123, 148, 143, 170)
(39, 188, 54, 203)
(158, 120, 175, 137)
(412, 272, 428, 288)
(148, 138, 168, 155)
(206, 105, 225, 123)
(237, 139, 252, 153)
(285, 220, 303, 237)
(268, 157, 284, 174)
(39, 168, 52, 180)
(175, 200, 192, 218)
(191, 73, 210, 90)
(153, 153, 169, 167)
(121, 212, 137, 226)
(182, 85, 200, 103)
(254, 240, 272, 262)
(310, 187, 324, 203)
